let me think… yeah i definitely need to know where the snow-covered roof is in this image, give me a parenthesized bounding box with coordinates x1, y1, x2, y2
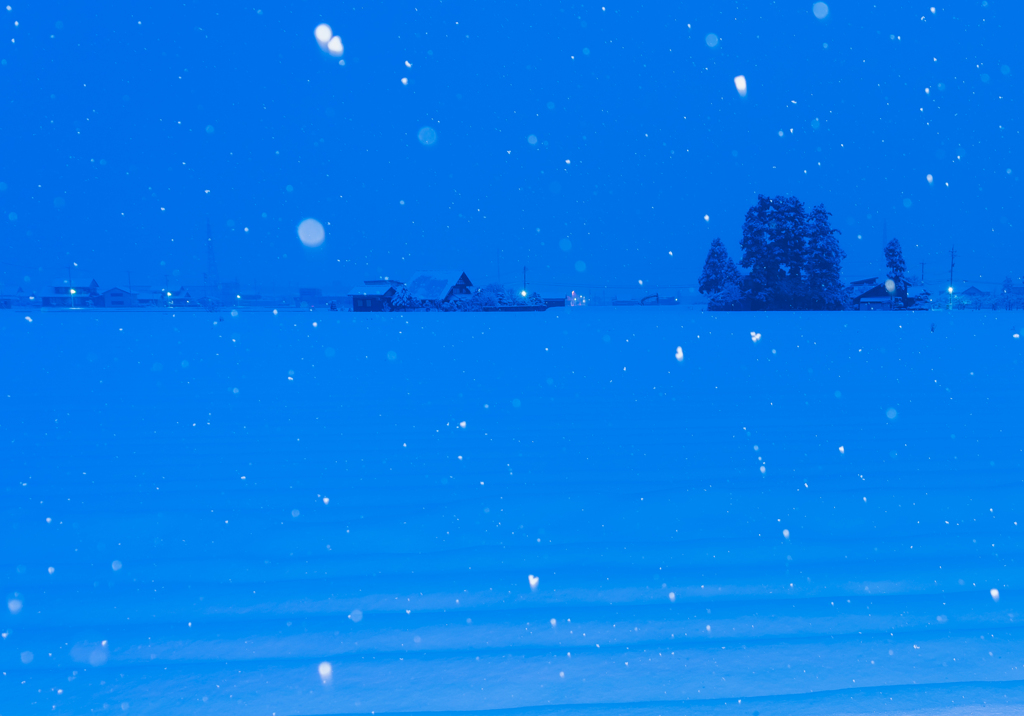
(855, 283, 907, 300)
(405, 271, 471, 301)
(348, 284, 395, 297)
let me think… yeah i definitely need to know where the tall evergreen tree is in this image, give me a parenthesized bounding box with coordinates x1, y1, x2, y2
(772, 196, 808, 309)
(884, 238, 908, 292)
(739, 195, 777, 309)
(698, 238, 741, 295)
(805, 204, 847, 310)
(739, 195, 810, 309)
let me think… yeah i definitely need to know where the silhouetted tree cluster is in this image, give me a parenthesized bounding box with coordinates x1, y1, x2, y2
(699, 195, 846, 310)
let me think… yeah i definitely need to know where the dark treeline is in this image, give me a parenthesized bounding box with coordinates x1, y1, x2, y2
(699, 194, 847, 311)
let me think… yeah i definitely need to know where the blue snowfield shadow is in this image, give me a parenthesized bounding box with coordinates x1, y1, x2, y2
(1, 309, 1021, 715)
(323, 680, 1024, 715)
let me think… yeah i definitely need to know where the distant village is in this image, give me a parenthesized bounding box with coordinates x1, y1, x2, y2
(0, 270, 571, 312)
(0, 270, 1014, 313)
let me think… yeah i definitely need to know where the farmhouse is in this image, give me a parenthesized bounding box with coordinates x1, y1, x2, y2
(852, 281, 909, 311)
(405, 271, 473, 307)
(349, 281, 401, 312)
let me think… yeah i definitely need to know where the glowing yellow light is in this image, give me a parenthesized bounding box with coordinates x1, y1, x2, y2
(733, 75, 747, 97)
(948, 286, 953, 294)
(521, 290, 527, 296)
(70, 289, 76, 294)
(167, 292, 172, 296)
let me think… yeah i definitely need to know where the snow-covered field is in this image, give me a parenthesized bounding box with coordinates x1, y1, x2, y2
(2, 308, 1022, 715)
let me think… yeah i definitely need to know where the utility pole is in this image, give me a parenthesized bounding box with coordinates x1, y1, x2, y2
(68, 264, 74, 309)
(128, 270, 133, 307)
(948, 246, 956, 310)
(523, 266, 528, 296)
(920, 262, 925, 285)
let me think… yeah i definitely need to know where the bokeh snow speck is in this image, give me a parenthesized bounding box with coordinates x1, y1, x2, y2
(418, 127, 438, 146)
(297, 218, 325, 247)
(812, 2, 829, 19)
(318, 661, 333, 681)
(348, 609, 363, 622)
(705, 33, 719, 48)
(314, 23, 343, 57)
(314, 23, 332, 49)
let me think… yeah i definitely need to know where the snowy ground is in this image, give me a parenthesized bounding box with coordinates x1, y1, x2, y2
(1, 308, 1022, 715)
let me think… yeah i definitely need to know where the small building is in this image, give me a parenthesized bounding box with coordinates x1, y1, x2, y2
(348, 281, 400, 312)
(295, 287, 347, 309)
(166, 286, 194, 307)
(959, 286, 990, 298)
(41, 279, 101, 307)
(135, 290, 163, 307)
(405, 271, 473, 307)
(101, 286, 138, 307)
(852, 282, 908, 310)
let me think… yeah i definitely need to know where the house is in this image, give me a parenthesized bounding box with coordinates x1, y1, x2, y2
(101, 287, 138, 307)
(405, 271, 473, 307)
(14, 287, 32, 307)
(852, 282, 908, 310)
(297, 287, 336, 308)
(135, 289, 163, 307)
(164, 286, 194, 307)
(348, 282, 400, 312)
(959, 286, 990, 298)
(41, 279, 101, 307)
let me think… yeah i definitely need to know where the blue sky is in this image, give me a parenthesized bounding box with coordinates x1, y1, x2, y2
(0, 1, 1019, 293)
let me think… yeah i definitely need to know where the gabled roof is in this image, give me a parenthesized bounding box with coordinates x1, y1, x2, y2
(959, 286, 989, 296)
(848, 277, 879, 287)
(101, 286, 136, 295)
(405, 271, 472, 301)
(348, 284, 396, 297)
(854, 283, 908, 300)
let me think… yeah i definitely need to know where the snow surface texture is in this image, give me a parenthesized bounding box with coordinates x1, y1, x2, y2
(2, 309, 1022, 716)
